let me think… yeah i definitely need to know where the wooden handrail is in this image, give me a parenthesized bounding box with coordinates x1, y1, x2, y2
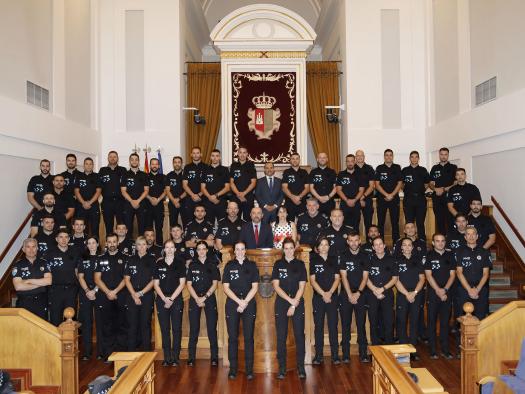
(369, 346, 423, 393)
(0, 307, 61, 338)
(491, 196, 525, 248)
(106, 352, 156, 393)
(478, 300, 525, 330)
(0, 209, 34, 264)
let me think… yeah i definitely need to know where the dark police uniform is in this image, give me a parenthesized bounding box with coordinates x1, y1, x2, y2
(375, 163, 403, 242)
(447, 182, 481, 217)
(393, 237, 428, 258)
(271, 258, 307, 371)
(53, 189, 74, 220)
(44, 246, 80, 326)
(121, 169, 149, 235)
(229, 160, 257, 220)
(145, 171, 167, 245)
(27, 174, 53, 205)
(74, 171, 102, 236)
(12, 257, 49, 320)
(308, 166, 337, 216)
(467, 214, 495, 248)
(184, 219, 214, 245)
(297, 212, 329, 247)
(68, 234, 87, 256)
(425, 249, 455, 355)
(430, 162, 457, 233)
(402, 165, 430, 240)
(154, 258, 186, 363)
(31, 208, 67, 233)
(395, 254, 424, 346)
(338, 249, 369, 358)
(78, 254, 103, 358)
(99, 165, 127, 235)
(147, 244, 163, 260)
(201, 164, 230, 224)
(455, 245, 491, 320)
(362, 241, 374, 256)
(95, 251, 128, 357)
(356, 163, 376, 233)
(446, 229, 467, 251)
(368, 253, 397, 344)
(282, 167, 309, 221)
(124, 253, 155, 351)
(187, 258, 221, 361)
(165, 170, 184, 228)
(318, 225, 354, 257)
(222, 258, 260, 373)
(337, 168, 367, 230)
(182, 162, 208, 226)
(60, 169, 82, 198)
(118, 238, 135, 257)
(35, 230, 56, 258)
(445, 228, 466, 330)
(309, 253, 339, 360)
(215, 217, 245, 247)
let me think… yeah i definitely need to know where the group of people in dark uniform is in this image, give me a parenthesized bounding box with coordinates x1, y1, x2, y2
(12, 145, 495, 380)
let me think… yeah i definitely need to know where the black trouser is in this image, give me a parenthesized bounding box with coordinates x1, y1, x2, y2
(127, 292, 154, 351)
(230, 194, 255, 221)
(16, 293, 48, 321)
(275, 297, 305, 370)
(339, 291, 367, 357)
(188, 295, 219, 360)
(225, 298, 256, 373)
(76, 203, 101, 237)
(145, 201, 165, 244)
(456, 286, 489, 321)
(79, 290, 103, 357)
(368, 290, 394, 345)
(97, 293, 128, 357)
(418, 286, 428, 339)
(377, 197, 400, 242)
(101, 197, 124, 235)
(427, 290, 451, 354)
(204, 198, 227, 225)
(284, 198, 306, 222)
(156, 295, 184, 361)
(168, 200, 182, 229)
(318, 198, 335, 217)
(48, 284, 78, 326)
(360, 197, 374, 234)
(403, 196, 427, 240)
(312, 293, 338, 359)
(122, 201, 146, 236)
(341, 200, 361, 231)
(432, 194, 450, 234)
(396, 292, 423, 346)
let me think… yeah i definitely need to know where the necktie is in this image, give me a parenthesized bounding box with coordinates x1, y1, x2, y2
(254, 224, 259, 245)
(269, 177, 273, 190)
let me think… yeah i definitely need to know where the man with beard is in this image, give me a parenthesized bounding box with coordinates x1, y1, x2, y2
(318, 209, 353, 258)
(429, 148, 457, 233)
(182, 147, 208, 226)
(355, 150, 376, 233)
(165, 156, 186, 229)
(308, 152, 337, 216)
(447, 168, 481, 218)
(144, 228, 163, 259)
(468, 199, 495, 250)
(115, 223, 135, 257)
(282, 153, 309, 221)
(296, 198, 329, 248)
(336, 154, 366, 231)
(34, 215, 57, 258)
(60, 153, 81, 198)
(200, 149, 230, 224)
(215, 201, 246, 250)
(229, 147, 257, 220)
(74, 157, 102, 236)
(362, 225, 381, 255)
(30, 193, 67, 237)
(52, 174, 75, 221)
(27, 159, 53, 209)
(145, 158, 167, 245)
(121, 153, 149, 236)
(99, 151, 127, 235)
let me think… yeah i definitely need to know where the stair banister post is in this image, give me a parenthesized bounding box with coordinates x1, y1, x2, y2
(58, 307, 80, 394)
(459, 302, 480, 394)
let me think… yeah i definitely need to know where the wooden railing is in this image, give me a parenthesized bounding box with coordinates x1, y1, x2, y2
(491, 196, 525, 248)
(0, 307, 79, 393)
(0, 209, 33, 264)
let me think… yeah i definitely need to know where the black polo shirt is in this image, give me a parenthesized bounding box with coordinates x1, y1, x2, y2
(271, 258, 307, 298)
(215, 217, 245, 246)
(282, 167, 309, 197)
(35, 230, 56, 258)
(308, 166, 337, 197)
(362, 241, 374, 256)
(147, 244, 163, 260)
(27, 174, 53, 204)
(165, 170, 184, 198)
(78, 254, 98, 289)
(99, 165, 127, 199)
(124, 254, 155, 291)
(96, 251, 127, 289)
(424, 249, 456, 288)
(12, 257, 49, 295)
(297, 212, 329, 246)
(338, 249, 369, 293)
(68, 234, 87, 255)
(318, 225, 354, 256)
(430, 162, 457, 188)
(44, 247, 80, 286)
(446, 229, 467, 251)
(201, 164, 229, 196)
(74, 172, 102, 201)
(309, 253, 339, 292)
(121, 169, 148, 201)
(184, 220, 214, 241)
(186, 258, 221, 296)
(154, 258, 186, 295)
(393, 238, 427, 258)
(60, 169, 82, 196)
(397, 254, 424, 291)
(229, 160, 257, 193)
(468, 214, 495, 247)
(53, 190, 74, 214)
(401, 165, 430, 199)
(356, 163, 376, 199)
(455, 245, 491, 287)
(118, 238, 135, 256)
(183, 162, 208, 194)
(375, 163, 402, 198)
(222, 259, 259, 297)
(148, 172, 166, 198)
(368, 253, 397, 288)
(447, 183, 481, 215)
(337, 169, 367, 199)
(174, 241, 191, 263)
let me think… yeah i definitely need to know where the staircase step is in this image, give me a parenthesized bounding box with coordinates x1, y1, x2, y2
(492, 263, 504, 274)
(489, 286, 518, 299)
(491, 252, 497, 261)
(489, 303, 506, 313)
(489, 275, 511, 286)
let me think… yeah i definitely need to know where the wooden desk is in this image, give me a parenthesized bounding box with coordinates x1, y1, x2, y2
(404, 368, 446, 393)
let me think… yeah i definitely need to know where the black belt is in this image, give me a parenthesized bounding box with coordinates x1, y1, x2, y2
(52, 284, 77, 288)
(18, 293, 46, 299)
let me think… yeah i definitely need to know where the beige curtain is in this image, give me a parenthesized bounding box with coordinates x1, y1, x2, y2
(306, 61, 341, 172)
(185, 63, 221, 163)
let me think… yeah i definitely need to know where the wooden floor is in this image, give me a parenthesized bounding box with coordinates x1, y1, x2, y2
(78, 342, 461, 394)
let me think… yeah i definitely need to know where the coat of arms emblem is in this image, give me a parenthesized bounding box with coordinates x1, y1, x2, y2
(247, 92, 281, 140)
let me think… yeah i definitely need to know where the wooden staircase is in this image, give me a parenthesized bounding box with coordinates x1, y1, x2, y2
(489, 247, 521, 313)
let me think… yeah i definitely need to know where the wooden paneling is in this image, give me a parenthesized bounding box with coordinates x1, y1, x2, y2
(104, 352, 156, 394)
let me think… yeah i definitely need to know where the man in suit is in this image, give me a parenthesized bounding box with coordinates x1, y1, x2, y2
(239, 207, 273, 249)
(255, 162, 284, 223)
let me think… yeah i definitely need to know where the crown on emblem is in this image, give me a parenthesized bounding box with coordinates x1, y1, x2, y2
(252, 92, 276, 109)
